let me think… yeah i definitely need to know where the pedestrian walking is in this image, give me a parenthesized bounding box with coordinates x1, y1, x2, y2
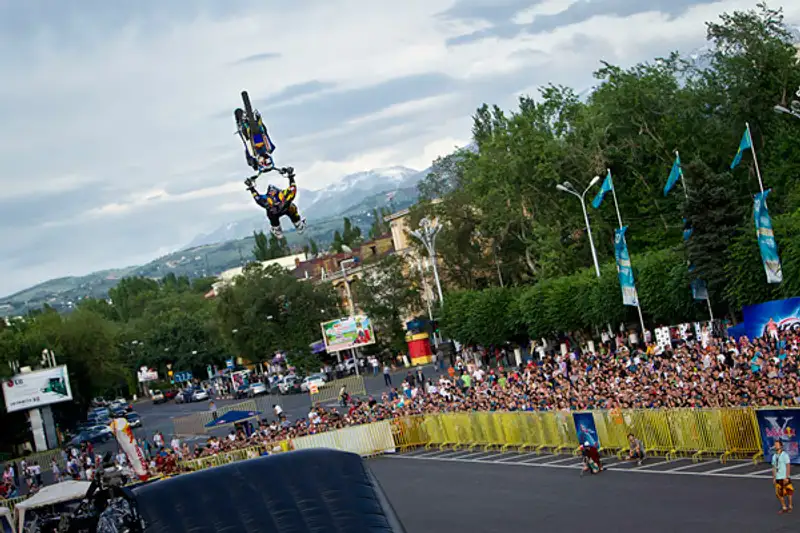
(383, 364, 392, 386)
(772, 440, 793, 514)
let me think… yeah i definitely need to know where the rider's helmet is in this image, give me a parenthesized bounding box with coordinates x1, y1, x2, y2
(267, 185, 280, 196)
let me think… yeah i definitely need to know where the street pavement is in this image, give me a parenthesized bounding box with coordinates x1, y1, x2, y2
(134, 364, 440, 442)
(372, 451, 799, 532)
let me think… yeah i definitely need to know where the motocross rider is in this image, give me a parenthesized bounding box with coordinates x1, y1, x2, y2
(246, 167, 306, 239)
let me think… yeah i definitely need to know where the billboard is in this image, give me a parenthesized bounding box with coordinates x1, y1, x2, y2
(137, 367, 158, 383)
(321, 315, 376, 353)
(741, 297, 800, 339)
(2, 365, 73, 413)
(755, 409, 800, 464)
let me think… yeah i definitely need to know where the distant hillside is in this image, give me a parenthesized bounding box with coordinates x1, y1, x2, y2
(0, 190, 418, 317)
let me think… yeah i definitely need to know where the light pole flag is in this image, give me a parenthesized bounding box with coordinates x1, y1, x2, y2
(754, 189, 783, 284)
(730, 127, 753, 170)
(663, 153, 683, 196)
(591, 170, 613, 209)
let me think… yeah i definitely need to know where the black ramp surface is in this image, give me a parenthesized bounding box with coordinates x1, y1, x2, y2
(370, 457, 798, 533)
(133, 449, 406, 533)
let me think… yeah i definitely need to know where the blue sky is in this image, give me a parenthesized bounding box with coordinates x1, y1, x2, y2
(1, 0, 798, 297)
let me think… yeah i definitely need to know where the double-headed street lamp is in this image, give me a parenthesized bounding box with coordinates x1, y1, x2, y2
(556, 176, 601, 278)
(411, 217, 444, 305)
(774, 86, 800, 120)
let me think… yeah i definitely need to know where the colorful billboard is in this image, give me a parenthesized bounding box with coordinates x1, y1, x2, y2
(741, 297, 800, 339)
(321, 315, 376, 353)
(2, 365, 73, 413)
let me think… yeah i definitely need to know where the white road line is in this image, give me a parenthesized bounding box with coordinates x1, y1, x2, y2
(519, 454, 568, 463)
(544, 456, 582, 465)
(632, 460, 676, 471)
(668, 461, 718, 472)
(450, 451, 495, 460)
(702, 463, 756, 475)
(746, 468, 774, 477)
(494, 453, 539, 463)
(385, 454, 773, 479)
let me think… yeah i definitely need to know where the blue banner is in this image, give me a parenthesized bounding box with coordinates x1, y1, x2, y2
(754, 189, 783, 284)
(755, 409, 800, 464)
(573, 412, 600, 448)
(741, 297, 800, 339)
(614, 226, 639, 306)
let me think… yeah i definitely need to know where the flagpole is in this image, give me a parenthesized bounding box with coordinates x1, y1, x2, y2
(677, 155, 715, 322)
(746, 122, 765, 193)
(608, 168, 647, 343)
(676, 150, 689, 200)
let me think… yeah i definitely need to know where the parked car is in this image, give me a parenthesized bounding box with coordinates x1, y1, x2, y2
(164, 389, 179, 401)
(67, 428, 110, 447)
(192, 389, 209, 402)
(278, 376, 301, 395)
(91, 397, 108, 407)
(125, 412, 142, 428)
(249, 382, 268, 396)
(301, 373, 327, 392)
(235, 384, 250, 400)
(151, 390, 166, 404)
(110, 407, 126, 419)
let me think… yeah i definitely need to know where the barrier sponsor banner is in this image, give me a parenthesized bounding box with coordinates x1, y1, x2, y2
(614, 226, 639, 306)
(753, 190, 783, 283)
(321, 315, 376, 352)
(755, 409, 800, 464)
(293, 420, 395, 456)
(2, 365, 73, 413)
(573, 412, 600, 448)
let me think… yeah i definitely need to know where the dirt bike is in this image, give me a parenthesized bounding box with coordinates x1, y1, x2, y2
(237, 91, 276, 174)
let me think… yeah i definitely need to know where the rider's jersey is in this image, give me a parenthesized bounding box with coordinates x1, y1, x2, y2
(251, 182, 297, 215)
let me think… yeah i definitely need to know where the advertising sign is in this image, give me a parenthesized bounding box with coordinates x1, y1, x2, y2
(2, 365, 73, 413)
(755, 409, 800, 464)
(572, 412, 600, 448)
(614, 226, 639, 307)
(740, 297, 800, 340)
(753, 190, 783, 283)
(321, 315, 376, 353)
(137, 367, 158, 383)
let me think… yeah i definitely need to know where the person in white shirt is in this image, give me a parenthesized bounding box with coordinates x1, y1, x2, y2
(170, 437, 180, 451)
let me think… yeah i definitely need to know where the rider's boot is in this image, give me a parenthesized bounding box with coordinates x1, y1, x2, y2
(270, 225, 284, 239)
(293, 217, 307, 233)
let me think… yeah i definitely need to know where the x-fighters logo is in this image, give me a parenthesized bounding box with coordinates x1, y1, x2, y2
(762, 317, 800, 337)
(763, 416, 796, 440)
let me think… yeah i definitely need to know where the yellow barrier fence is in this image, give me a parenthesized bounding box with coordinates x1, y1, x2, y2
(391, 407, 762, 462)
(309, 375, 366, 404)
(172, 399, 259, 436)
(180, 440, 291, 472)
(294, 420, 395, 457)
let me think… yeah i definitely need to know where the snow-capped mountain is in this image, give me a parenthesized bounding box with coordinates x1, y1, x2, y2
(186, 166, 425, 248)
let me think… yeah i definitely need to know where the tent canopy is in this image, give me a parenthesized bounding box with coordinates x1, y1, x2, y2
(15, 480, 91, 531)
(204, 410, 261, 429)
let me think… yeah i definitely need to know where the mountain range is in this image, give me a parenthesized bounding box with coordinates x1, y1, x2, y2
(0, 165, 430, 317)
(186, 165, 424, 248)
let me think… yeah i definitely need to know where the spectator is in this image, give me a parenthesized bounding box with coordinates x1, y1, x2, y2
(627, 433, 645, 466)
(383, 364, 392, 386)
(772, 440, 793, 514)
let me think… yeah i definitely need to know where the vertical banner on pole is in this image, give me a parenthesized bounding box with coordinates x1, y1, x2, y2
(754, 189, 783, 284)
(614, 226, 639, 306)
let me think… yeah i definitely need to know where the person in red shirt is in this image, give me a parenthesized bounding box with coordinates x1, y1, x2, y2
(580, 442, 603, 475)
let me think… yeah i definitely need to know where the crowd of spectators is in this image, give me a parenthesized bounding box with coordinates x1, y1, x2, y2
(4, 326, 796, 485)
(130, 326, 800, 476)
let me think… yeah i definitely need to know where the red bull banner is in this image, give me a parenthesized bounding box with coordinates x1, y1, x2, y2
(110, 417, 150, 480)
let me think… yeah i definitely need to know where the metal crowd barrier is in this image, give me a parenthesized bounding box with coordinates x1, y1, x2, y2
(309, 375, 366, 403)
(389, 407, 763, 463)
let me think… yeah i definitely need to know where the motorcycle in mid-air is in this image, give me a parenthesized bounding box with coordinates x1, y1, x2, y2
(235, 91, 277, 175)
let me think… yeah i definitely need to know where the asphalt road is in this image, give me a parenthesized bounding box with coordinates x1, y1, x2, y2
(371, 453, 799, 533)
(135, 364, 441, 442)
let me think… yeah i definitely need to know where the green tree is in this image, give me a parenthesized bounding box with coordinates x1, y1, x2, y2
(252, 230, 290, 260)
(331, 217, 363, 252)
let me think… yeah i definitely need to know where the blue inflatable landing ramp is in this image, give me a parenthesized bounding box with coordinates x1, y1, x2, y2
(131, 449, 407, 533)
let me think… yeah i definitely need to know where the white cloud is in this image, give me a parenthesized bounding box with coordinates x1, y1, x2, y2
(2, 0, 800, 296)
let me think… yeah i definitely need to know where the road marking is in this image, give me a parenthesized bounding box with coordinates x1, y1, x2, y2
(746, 468, 774, 477)
(668, 461, 717, 472)
(544, 456, 582, 465)
(632, 460, 676, 471)
(494, 452, 539, 463)
(385, 453, 773, 480)
(702, 463, 756, 475)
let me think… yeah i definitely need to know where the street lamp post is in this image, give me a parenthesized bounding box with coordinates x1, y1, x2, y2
(774, 86, 800, 120)
(410, 217, 444, 304)
(340, 257, 360, 375)
(556, 177, 602, 278)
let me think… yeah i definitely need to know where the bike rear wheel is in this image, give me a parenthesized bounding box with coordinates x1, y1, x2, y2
(241, 91, 260, 145)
